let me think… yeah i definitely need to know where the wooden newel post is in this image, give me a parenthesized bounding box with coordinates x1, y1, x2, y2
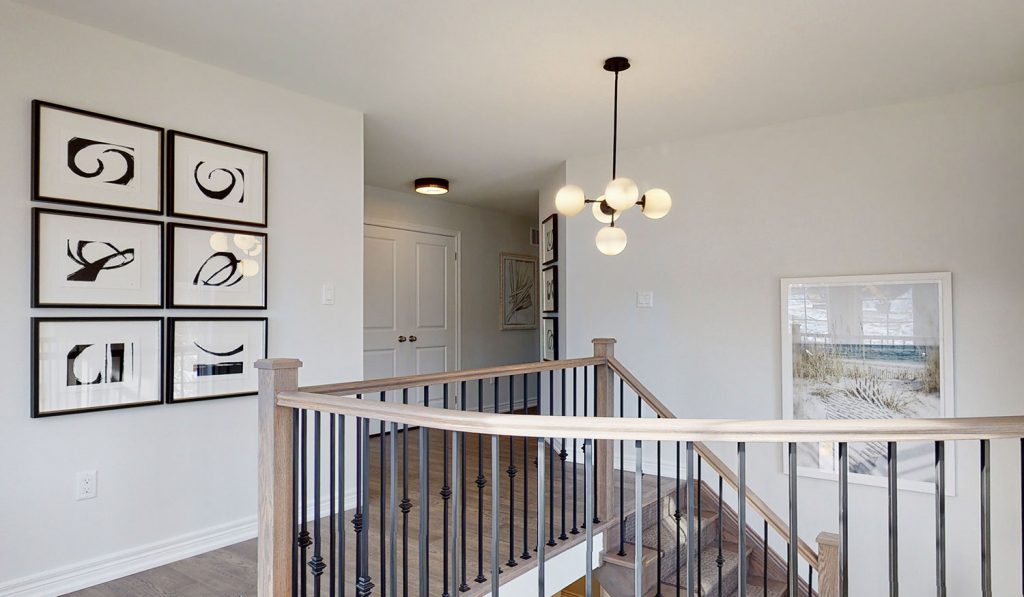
(816, 531, 840, 597)
(256, 358, 302, 597)
(592, 338, 616, 524)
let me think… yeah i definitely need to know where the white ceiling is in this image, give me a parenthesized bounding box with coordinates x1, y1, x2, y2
(22, 1, 1024, 216)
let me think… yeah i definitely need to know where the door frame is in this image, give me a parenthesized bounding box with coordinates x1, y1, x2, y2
(364, 217, 462, 375)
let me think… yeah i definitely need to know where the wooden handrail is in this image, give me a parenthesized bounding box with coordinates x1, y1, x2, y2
(608, 356, 823, 569)
(299, 356, 605, 395)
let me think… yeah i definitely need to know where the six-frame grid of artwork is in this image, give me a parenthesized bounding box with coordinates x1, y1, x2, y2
(30, 100, 269, 417)
(541, 213, 559, 361)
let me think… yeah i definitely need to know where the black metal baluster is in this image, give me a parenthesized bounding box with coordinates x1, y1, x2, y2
(547, 370, 556, 548)
(697, 455, 702, 594)
(356, 415, 374, 597)
(808, 564, 813, 597)
(887, 442, 898, 597)
(389, 420, 398, 597)
(338, 414, 346, 597)
(521, 373, 531, 561)
(787, 443, 799, 596)
(839, 441, 848, 597)
(559, 368, 568, 542)
(311, 413, 325, 596)
(935, 441, 946, 597)
(292, 410, 300, 597)
(763, 520, 768, 595)
(717, 474, 724, 596)
(1021, 438, 1023, 597)
(581, 367, 588, 530)
(538, 436, 547, 596)
(300, 410, 310, 597)
(737, 442, 746, 597)
(418, 397, 429, 597)
(490, 430, 501, 597)
(506, 375, 517, 568)
(459, 381, 469, 593)
(571, 368, 579, 536)
(618, 376, 626, 557)
(584, 438, 595, 597)
(401, 389, 410, 597)
(686, 441, 696, 597)
(451, 431, 462, 597)
(442, 384, 451, 596)
(378, 393, 386, 597)
(981, 439, 992, 597)
(635, 440, 644, 597)
(657, 425, 663, 597)
(593, 366, 600, 524)
(475, 379, 487, 584)
(675, 441, 681, 597)
(329, 415, 336, 597)
(352, 412, 361, 597)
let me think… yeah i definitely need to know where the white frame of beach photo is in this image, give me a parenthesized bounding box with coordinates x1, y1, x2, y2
(780, 272, 955, 494)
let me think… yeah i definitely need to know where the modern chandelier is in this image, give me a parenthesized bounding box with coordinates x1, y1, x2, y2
(554, 57, 671, 255)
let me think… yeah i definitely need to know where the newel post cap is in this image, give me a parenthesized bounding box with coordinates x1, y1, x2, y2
(255, 358, 304, 370)
(591, 338, 617, 345)
(816, 531, 840, 547)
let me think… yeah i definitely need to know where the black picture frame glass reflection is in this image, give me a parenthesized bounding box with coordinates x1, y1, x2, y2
(541, 213, 558, 265)
(32, 100, 164, 214)
(167, 317, 268, 403)
(541, 265, 558, 313)
(32, 208, 163, 308)
(167, 131, 268, 227)
(32, 317, 164, 417)
(168, 222, 267, 309)
(542, 316, 558, 361)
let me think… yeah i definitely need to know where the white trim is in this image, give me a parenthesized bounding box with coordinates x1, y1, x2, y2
(363, 218, 463, 373)
(0, 517, 257, 597)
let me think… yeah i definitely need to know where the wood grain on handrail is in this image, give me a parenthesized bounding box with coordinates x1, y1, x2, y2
(299, 357, 605, 395)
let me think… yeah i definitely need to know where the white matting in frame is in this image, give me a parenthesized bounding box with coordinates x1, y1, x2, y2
(167, 318, 267, 402)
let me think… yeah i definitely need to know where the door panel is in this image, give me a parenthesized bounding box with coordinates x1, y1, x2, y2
(363, 236, 397, 330)
(415, 241, 449, 329)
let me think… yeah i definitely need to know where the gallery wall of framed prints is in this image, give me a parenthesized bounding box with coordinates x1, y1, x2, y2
(28, 99, 270, 418)
(539, 213, 559, 360)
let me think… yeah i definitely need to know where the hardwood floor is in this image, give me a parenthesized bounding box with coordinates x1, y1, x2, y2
(67, 427, 652, 597)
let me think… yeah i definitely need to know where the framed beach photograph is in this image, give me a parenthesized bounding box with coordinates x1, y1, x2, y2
(32, 100, 163, 214)
(168, 131, 268, 226)
(781, 272, 955, 493)
(168, 223, 267, 309)
(33, 208, 163, 308)
(32, 317, 163, 417)
(542, 316, 558, 361)
(541, 213, 558, 264)
(499, 252, 537, 330)
(167, 318, 267, 403)
(541, 265, 558, 313)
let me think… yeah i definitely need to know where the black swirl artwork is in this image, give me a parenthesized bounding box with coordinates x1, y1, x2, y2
(66, 343, 131, 386)
(193, 341, 244, 376)
(67, 240, 135, 282)
(194, 161, 245, 203)
(193, 251, 243, 287)
(67, 137, 135, 186)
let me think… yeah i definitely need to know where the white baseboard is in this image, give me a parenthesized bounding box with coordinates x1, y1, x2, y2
(0, 516, 257, 597)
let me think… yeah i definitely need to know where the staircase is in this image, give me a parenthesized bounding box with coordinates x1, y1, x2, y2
(597, 479, 794, 597)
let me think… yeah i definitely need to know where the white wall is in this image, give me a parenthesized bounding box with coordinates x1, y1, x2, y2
(0, 3, 364, 594)
(562, 82, 1024, 596)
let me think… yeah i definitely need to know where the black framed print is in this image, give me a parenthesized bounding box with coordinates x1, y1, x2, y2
(541, 213, 558, 264)
(542, 316, 558, 361)
(32, 100, 163, 214)
(168, 223, 267, 309)
(541, 265, 558, 313)
(167, 317, 268, 403)
(168, 131, 268, 226)
(32, 317, 163, 417)
(32, 208, 163, 308)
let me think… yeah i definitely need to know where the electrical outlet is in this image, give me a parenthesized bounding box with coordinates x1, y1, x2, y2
(76, 470, 97, 501)
(636, 291, 654, 308)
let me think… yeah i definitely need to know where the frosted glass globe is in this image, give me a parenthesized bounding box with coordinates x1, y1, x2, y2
(555, 184, 586, 216)
(233, 233, 258, 252)
(595, 226, 627, 255)
(641, 188, 672, 219)
(239, 259, 260, 277)
(591, 198, 614, 224)
(604, 177, 639, 211)
(209, 232, 229, 252)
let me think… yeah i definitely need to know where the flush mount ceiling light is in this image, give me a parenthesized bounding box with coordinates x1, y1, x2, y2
(555, 57, 672, 255)
(414, 177, 450, 195)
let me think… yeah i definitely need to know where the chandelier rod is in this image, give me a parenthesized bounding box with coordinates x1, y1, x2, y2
(612, 69, 619, 180)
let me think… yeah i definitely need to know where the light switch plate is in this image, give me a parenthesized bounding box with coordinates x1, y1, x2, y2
(636, 291, 654, 308)
(322, 284, 335, 305)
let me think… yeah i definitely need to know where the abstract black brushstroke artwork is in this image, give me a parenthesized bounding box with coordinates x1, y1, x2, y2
(193, 162, 244, 203)
(193, 341, 244, 376)
(193, 251, 243, 287)
(65, 342, 133, 386)
(66, 137, 135, 186)
(66, 240, 136, 282)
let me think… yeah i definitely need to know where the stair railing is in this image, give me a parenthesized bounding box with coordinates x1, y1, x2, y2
(257, 341, 1024, 597)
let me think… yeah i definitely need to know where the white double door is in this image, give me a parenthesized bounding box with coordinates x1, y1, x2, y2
(363, 223, 458, 406)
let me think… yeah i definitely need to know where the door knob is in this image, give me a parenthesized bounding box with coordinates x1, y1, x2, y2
(398, 336, 407, 343)
(409, 335, 418, 342)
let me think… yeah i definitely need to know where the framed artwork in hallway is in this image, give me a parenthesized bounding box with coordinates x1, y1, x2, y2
(542, 316, 558, 361)
(168, 223, 267, 308)
(541, 213, 557, 264)
(32, 317, 164, 417)
(499, 252, 537, 330)
(167, 131, 268, 226)
(166, 317, 267, 403)
(541, 265, 558, 313)
(781, 272, 955, 494)
(32, 208, 163, 308)
(32, 100, 164, 214)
